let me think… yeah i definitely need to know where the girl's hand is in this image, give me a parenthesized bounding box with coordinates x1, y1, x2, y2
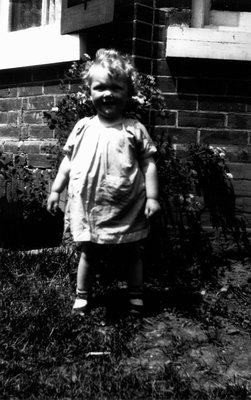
(47, 192, 60, 213)
(144, 198, 161, 219)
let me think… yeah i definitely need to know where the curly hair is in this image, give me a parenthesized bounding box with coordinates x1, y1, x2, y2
(83, 48, 139, 97)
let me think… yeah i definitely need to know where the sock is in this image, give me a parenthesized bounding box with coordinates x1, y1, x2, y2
(73, 289, 89, 310)
(76, 289, 88, 299)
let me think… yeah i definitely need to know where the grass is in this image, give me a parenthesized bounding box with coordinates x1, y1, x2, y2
(0, 247, 250, 399)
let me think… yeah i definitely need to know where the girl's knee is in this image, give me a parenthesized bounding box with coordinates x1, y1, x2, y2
(78, 242, 97, 264)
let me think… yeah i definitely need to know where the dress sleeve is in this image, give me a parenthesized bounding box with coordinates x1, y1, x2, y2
(63, 118, 87, 157)
(134, 121, 157, 160)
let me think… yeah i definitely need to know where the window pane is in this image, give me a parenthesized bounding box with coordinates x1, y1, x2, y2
(9, 0, 59, 31)
(211, 0, 251, 12)
(10, 0, 42, 31)
(68, 0, 82, 7)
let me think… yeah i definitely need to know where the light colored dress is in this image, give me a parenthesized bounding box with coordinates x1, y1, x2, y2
(63, 115, 157, 244)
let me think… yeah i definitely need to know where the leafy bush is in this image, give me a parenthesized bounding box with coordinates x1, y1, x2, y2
(146, 136, 250, 291)
(44, 53, 167, 146)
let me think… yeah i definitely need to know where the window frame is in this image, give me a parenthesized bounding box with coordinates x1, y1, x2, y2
(166, 0, 251, 61)
(191, 0, 251, 30)
(0, 0, 82, 70)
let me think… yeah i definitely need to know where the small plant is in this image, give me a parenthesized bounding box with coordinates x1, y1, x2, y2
(0, 153, 63, 249)
(157, 142, 237, 235)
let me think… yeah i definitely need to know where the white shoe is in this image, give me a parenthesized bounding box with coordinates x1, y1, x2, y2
(72, 297, 88, 315)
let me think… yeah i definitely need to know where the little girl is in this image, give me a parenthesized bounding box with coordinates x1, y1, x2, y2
(47, 48, 160, 315)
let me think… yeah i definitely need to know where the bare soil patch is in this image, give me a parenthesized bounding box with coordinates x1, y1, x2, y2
(89, 256, 251, 397)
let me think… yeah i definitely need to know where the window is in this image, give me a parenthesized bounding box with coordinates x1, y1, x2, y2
(0, 0, 81, 69)
(191, 0, 251, 30)
(0, 0, 115, 69)
(1, 0, 61, 33)
(166, 0, 251, 61)
(10, 0, 59, 32)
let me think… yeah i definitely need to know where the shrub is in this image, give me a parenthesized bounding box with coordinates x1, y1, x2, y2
(146, 136, 250, 291)
(44, 53, 167, 146)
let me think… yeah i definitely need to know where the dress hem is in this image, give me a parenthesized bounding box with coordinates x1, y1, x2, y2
(73, 228, 149, 244)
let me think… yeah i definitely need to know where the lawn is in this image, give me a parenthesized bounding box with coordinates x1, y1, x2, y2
(0, 246, 250, 399)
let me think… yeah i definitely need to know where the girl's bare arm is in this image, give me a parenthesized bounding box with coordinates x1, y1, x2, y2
(140, 156, 161, 218)
(47, 156, 71, 212)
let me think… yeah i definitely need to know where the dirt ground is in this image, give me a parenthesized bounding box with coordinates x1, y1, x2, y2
(119, 259, 251, 394)
(1, 248, 250, 399)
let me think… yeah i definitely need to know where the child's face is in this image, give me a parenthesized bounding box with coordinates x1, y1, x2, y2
(90, 66, 129, 122)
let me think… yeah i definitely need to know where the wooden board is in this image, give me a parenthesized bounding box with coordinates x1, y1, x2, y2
(61, 0, 115, 34)
(166, 26, 251, 61)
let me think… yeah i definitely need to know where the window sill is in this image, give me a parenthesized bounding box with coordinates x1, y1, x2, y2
(166, 26, 251, 61)
(0, 24, 81, 70)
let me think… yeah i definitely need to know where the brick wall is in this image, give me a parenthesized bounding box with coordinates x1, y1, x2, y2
(0, 0, 251, 223)
(150, 0, 251, 224)
(0, 64, 71, 169)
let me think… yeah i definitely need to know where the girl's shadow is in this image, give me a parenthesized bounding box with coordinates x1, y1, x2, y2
(90, 280, 202, 322)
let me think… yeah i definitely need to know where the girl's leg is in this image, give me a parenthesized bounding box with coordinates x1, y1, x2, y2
(77, 249, 94, 292)
(126, 242, 144, 314)
(73, 242, 95, 313)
